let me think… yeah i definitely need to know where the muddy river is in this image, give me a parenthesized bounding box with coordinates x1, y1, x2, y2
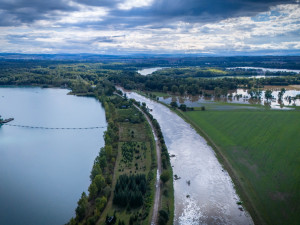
(120, 89, 253, 225)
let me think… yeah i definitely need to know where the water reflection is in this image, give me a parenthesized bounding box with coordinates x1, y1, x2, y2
(227, 67, 300, 74)
(119, 88, 254, 225)
(0, 87, 106, 225)
(159, 88, 300, 110)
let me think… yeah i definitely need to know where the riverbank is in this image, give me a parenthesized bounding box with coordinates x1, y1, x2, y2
(122, 89, 253, 224)
(139, 91, 261, 223)
(174, 108, 263, 225)
(153, 93, 297, 225)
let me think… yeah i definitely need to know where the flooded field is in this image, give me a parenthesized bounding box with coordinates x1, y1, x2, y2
(159, 88, 300, 110)
(227, 67, 300, 74)
(119, 88, 253, 225)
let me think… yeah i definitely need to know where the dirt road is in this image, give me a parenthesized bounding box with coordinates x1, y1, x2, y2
(133, 104, 162, 225)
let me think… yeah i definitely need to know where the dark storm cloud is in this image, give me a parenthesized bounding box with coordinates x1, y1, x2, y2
(106, 0, 299, 27)
(0, 0, 299, 27)
(74, 0, 122, 7)
(0, 0, 78, 26)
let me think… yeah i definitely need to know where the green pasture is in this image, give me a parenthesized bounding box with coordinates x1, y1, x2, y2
(183, 108, 300, 225)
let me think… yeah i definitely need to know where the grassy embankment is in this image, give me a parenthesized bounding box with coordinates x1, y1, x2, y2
(177, 106, 300, 225)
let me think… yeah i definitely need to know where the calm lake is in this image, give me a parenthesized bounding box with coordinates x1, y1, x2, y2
(0, 87, 106, 225)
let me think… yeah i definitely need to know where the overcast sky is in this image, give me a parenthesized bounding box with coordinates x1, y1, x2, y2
(0, 0, 299, 55)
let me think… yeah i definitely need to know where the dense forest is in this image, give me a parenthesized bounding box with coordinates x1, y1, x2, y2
(1, 58, 300, 106)
(1, 55, 300, 69)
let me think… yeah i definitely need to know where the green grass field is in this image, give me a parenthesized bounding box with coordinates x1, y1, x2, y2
(183, 108, 300, 225)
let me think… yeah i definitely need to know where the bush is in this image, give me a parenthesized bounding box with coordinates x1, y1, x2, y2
(158, 210, 169, 225)
(160, 171, 170, 184)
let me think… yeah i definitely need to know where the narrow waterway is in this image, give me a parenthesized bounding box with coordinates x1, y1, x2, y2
(121, 89, 253, 225)
(0, 87, 106, 225)
(137, 67, 166, 75)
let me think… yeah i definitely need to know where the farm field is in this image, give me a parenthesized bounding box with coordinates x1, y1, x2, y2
(182, 107, 300, 225)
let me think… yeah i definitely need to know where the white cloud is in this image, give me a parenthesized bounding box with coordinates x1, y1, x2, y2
(118, 0, 154, 10)
(1, 3, 300, 54)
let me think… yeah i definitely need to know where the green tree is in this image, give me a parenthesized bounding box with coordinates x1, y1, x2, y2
(265, 89, 273, 101)
(158, 209, 169, 225)
(90, 163, 102, 181)
(95, 196, 107, 212)
(179, 104, 187, 111)
(170, 101, 178, 108)
(163, 86, 168, 93)
(89, 182, 98, 199)
(75, 192, 88, 221)
(94, 174, 106, 191)
(248, 88, 255, 98)
(214, 87, 222, 97)
(171, 85, 178, 94)
(254, 89, 262, 99)
(179, 85, 185, 95)
(160, 171, 170, 184)
(221, 88, 228, 97)
(105, 145, 113, 160)
(278, 88, 286, 102)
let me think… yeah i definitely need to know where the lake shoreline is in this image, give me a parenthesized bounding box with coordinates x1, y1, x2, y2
(0, 86, 107, 225)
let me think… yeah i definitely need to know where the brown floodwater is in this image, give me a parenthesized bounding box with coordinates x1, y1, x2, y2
(119, 88, 254, 225)
(159, 88, 300, 110)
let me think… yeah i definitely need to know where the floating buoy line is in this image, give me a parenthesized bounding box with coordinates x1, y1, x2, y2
(3, 124, 107, 130)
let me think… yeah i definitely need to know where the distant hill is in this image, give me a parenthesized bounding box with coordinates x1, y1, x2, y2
(0, 53, 300, 69)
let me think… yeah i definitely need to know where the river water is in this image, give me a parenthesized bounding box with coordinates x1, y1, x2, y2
(227, 67, 300, 74)
(0, 87, 106, 225)
(120, 89, 253, 225)
(137, 67, 165, 75)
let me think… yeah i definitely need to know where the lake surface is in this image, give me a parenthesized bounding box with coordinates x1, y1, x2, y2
(137, 67, 165, 76)
(119, 88, 253, 225)
(0, 87, 106, 225)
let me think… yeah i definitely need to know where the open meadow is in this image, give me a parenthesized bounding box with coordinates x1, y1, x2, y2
(182, 106, 300, 225)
